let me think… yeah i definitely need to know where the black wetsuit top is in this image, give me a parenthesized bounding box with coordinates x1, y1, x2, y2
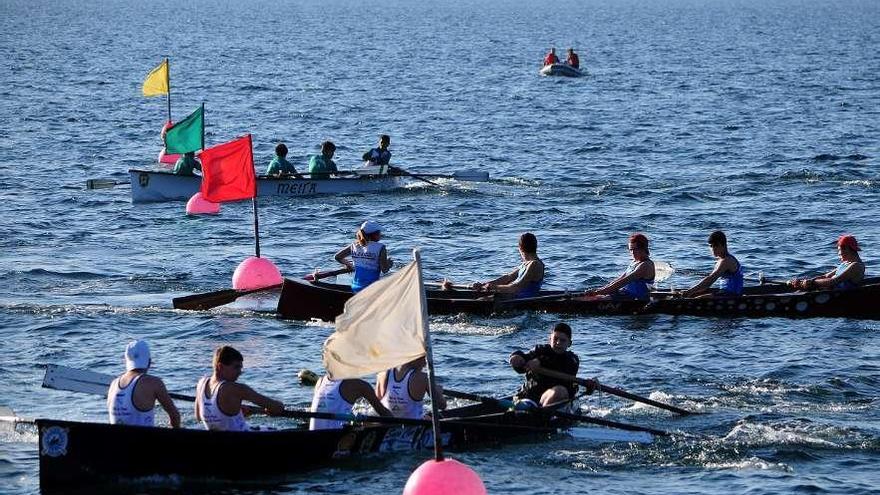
(510, 344, 580, 402)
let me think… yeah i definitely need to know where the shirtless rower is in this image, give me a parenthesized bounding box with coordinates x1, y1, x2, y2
(583, 233, 655, 300)
(107, 340, 180, 428)
(682, 230, 744, 297)
(789, 235, 865, 290)
(376, 357, 446, 419)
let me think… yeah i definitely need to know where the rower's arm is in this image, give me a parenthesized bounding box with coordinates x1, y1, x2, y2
(494, 262, 540, 294)
(378, 246, 392, 273)
(238, 384, 284, 415)
(683, 259, 726, 297)
(334, 246, 354, 270)
(594, 263, 648, 295)
(346, 380, 392, 417)
(485, 268, 519, 288)
(154, 380, 181, 428)
(815, 263, 864, 288)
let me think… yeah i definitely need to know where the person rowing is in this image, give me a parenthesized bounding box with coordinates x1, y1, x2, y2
(443, 232, 544, 298)
(789, 235, 865, 290)
(681, 230, 744, 297)
(309, 374, 392, 430)
(334, 220, 393, 293)
(509, 322, 587, 408)
(195, 345, 284, 432)
(376, 357, 446, 419)
(361, 134, 392, 168)
(107, 340, 180, 428)
(582, 233, 655, 300)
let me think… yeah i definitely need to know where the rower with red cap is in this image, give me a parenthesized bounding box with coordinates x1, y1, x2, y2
(789, 235, 865, 290)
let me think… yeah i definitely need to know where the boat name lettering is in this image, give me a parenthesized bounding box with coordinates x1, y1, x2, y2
(276, 182, 318, 196)
(41, 426, 69, 457)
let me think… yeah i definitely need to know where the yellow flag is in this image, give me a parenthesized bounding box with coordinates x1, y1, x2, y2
(142, 59, 169, 97)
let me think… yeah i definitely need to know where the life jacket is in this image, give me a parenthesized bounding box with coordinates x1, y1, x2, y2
(513, 260, 544, 298)
(107, 374, 155, 427)
(309, 377, 355, 430)
(618, 261, 655, 300)
(380, 368, 424, 419)
(351, 241, 385, 292)
(196, 376, 248, 432)
(718, 255, 744, 295)
(567, 53, 579, 68)
(543, 53, 559, 65)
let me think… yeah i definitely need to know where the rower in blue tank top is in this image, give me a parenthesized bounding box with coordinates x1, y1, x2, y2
(683, 230, 745, 297)
(334, 220, 393, 293)
(443, 232, 544, 298)
(789, 234, 866, 291)
(583, 233, 655, 300)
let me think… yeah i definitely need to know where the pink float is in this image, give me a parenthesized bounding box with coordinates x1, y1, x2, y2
(403, 459, 486, 495)
(157, 148, 180, 165)
(185, 192, 220, 215)
(232, 256, 283, 291)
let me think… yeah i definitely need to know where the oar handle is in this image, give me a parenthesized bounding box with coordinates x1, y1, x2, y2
(303, 267, 353, 282)
(533, 367, 695, 416)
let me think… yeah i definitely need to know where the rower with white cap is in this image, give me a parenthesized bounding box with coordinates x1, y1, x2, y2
(107, 340, 181, 428)
(334, 220, 393, 292)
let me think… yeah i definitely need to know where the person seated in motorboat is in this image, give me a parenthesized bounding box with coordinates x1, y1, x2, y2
(266, 143, 303, 178)
(543, 47, 559, 66)
(361, 134, 392, 168)
(376, 356, 446, 419)
(194, 346, 284, 432)
(307, 140, 338, 179)
(582, 233, 655, 300)
(334, 220, 393, 293)
(565, 48, 580, 69)
(172, 151, 201, 176)
(509, 322, 588, 409)
(308, 373, 392, 430)
(107, 340, 180, 428)
(681, 230, 744, 297)
(789, 235, 865, 290)
(442, 232, 545, 299)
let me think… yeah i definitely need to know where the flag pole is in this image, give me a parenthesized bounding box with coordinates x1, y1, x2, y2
(413, 249, 444, 461)
(165, 58, 171, 123)
(249, 135, 261, 258)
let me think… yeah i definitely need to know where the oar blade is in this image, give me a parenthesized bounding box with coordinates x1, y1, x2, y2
(43, 364, 113, 396)
(452, 170, 490, 182)
(86, 179, 126, 189)
(172, 288, 240, 311)
(570, 426, 654, 444)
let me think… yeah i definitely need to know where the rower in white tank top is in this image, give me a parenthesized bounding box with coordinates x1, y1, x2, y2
(196, 376, 248, 432)
(380, 369, 424, 419)
(107, 374, 155, 427)
(309, 376, 355, 430)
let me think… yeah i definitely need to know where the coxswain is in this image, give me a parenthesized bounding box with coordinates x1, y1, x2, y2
(361, 134, 392, 168)
(376, 357, 446, 419)
(543, 47, 560, 66)
(266, 142, 303, 178)
(107, 340, 180, 428)
(194, 345, 284, 432)
(445, 232, 544, 298)
(307, 140, 338, 179)
(172, 151, 201, 176)
(309, 374, 392, 430)
(583, 233, 655, 299)
(509, 322, 585, 408)
(565, 48, 580, 69)
(789, 235, 865, 290)
(682, 230, 744, 297)
(334, 220, 393, 293)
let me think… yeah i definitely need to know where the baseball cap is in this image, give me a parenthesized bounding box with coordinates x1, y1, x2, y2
(837, 235, 860, 252)
(124, 340, 151, 371)
(360, 220, 382, 235)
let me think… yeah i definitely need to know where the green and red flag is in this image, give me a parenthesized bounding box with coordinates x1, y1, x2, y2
(200, 134, 256, 203)
(164, 104, 204, 154)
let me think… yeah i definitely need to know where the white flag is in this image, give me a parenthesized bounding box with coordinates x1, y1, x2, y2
(323, 255, 428, 380)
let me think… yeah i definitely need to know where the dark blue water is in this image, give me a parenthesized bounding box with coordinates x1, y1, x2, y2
(2, 0, 879, 493)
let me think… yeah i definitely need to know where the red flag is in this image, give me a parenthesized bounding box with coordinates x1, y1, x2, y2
(200, 134, 256, 203)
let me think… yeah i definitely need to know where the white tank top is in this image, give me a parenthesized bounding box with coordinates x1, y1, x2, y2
(380, 369, 424, 419)
(196, 376, 248, 432)
(107, 374, 155, 427)
(309, 376, 355, 430)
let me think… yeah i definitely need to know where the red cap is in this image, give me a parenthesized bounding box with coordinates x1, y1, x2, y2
(837, 235, 860, 251)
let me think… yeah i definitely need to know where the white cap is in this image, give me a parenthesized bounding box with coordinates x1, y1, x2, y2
(360, 220, 382, 235)
(124, 340, 151, 371)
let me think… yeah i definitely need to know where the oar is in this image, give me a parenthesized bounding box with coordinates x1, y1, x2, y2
(303, 267, 353, 282)
(407, 170, 490, 182)
(442, 389, 667, 437)
(276, 409, 553, 432)
(172, 283, 283, 311)
(0, 406, 34, 427)
(387, 165, 443, 188)
(43, 364, 196, 402)
(533, 367, 695, 416)
(86, 179, 131, 189)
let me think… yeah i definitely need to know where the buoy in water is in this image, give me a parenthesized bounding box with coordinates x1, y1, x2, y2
(403, 458, 487, 495)
(297, 369, 319, 386)
(232, 256, 282, 291)
(185, 192, 220, 215)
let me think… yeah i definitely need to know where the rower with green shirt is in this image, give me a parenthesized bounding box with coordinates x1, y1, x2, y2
(172, 151, 201, 176)
(308, 141, 338, 179)
(266, 143, 303, 178)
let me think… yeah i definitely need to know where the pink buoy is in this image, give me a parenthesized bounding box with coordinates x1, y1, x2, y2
(158, 148, 180, 165)
(232, 256, 283, 291)
(185, 192, 220, 215)
(403, 459, 486, 495)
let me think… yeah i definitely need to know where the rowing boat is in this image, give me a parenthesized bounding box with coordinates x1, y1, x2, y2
(276, 277, 880, 321)
(129, 168, 408, 203)
(539, 63, 583, 77)
(37, 400, 650, 489)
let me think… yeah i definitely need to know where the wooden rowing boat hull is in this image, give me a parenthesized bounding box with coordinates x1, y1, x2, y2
(129, 168, 409, 203)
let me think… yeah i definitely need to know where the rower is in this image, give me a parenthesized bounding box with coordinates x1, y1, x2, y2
(172, 151, 201, 176)
(682, 230, 744, 297)
(509, 322, 585, 408)
(194, 346, 284, 432)
(266, 143, 303, 178)
(107, 340, 180, 428)
(789, 235, 865, 290)
(309, 374, 392, 430)
(307, 141, 338, 179)
(376, 357, 446, 419)
(334, 220, 393, 293)
(450, 232, 544, 298)
(361, 134, 392, 169)
(582, 233, 655, 300)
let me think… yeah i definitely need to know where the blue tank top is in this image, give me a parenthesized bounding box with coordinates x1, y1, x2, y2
(351, 241, 384, 293)
(513, 261, 543, 298)
(718, 256, 744, 295)
(833, 262, 858, 290)
(618, 261, 655, 300)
